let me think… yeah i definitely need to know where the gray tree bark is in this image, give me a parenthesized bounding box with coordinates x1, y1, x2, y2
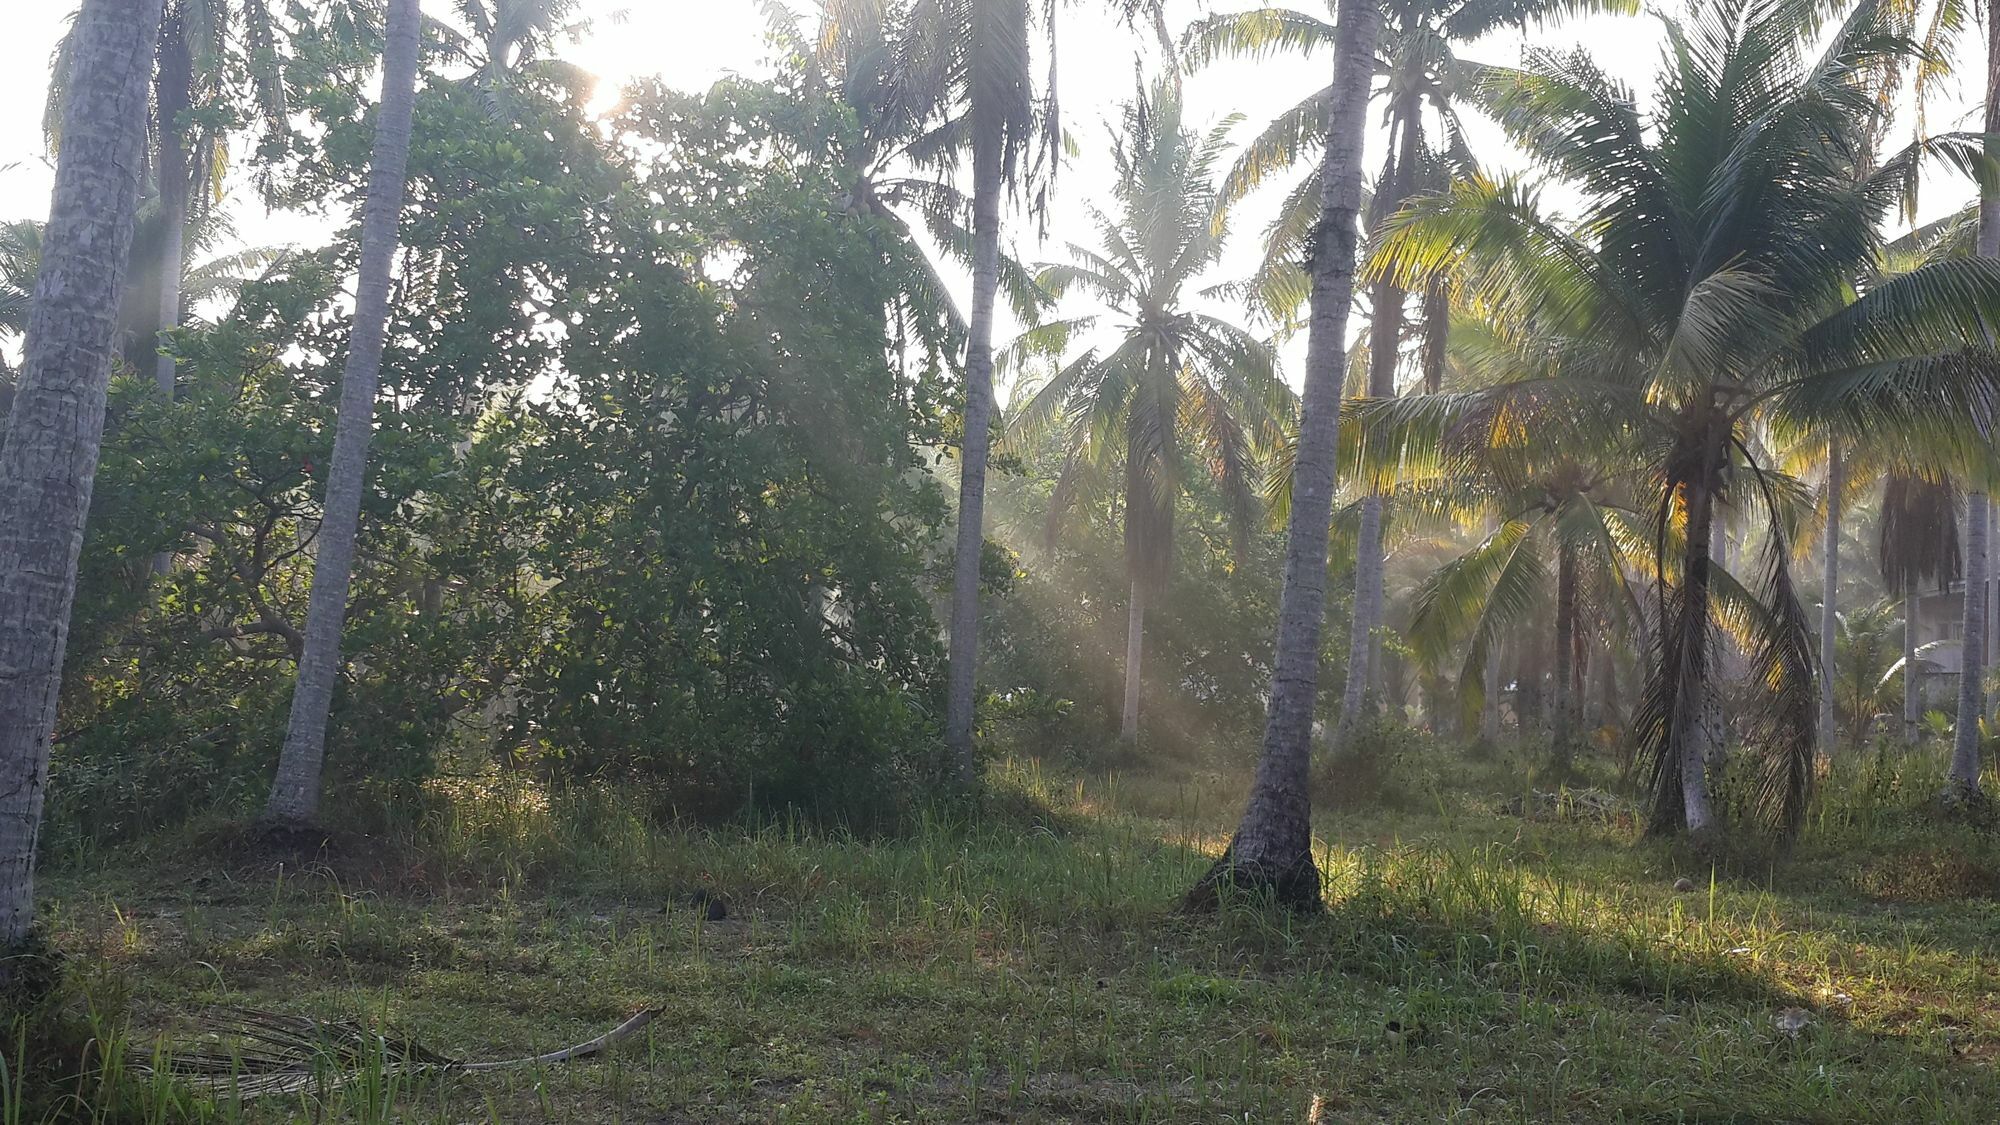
(264, 0, 420, 824)
(1819, 442, 1840, 752)
(0, 0, 164, 949)
(1120, 583, 1144, 742)
(1189, 0, 1379, 911)
(942, 73, 1006, 784)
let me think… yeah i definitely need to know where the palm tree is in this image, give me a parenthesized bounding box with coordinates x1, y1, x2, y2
(0, 0, 164, 961)
(1375, 0, 2000, 838)
(1183, 0, 1630, 747)
(1006, 81, 1289, 743)
(1832, 601, 1904, 751)
(935, 0, 1056, 780)
(1385, 390, 1655, 749)
(1880, 471, 1959, 741)
(1187, 0, 1380, 911)
(263, 0, 422, 825)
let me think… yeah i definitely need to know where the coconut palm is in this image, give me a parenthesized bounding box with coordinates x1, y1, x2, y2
(1374, 0, 2000, 838)
(932, 0, 1169, 776)
(1187, 0, 1381, 911)
(264, 0, 422, 825)
(1005, 81, 1290, 743)
(0, 0, 163, 960)
(1183, 0, 1630, 748)
(1388, 391, 1655, 749)
(1832, 600, 1905, 750)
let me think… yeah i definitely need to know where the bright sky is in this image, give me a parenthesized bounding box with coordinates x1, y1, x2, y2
(0, 0, 1986, 386)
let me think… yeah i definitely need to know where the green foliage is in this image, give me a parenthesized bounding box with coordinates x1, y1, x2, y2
(48, 73, 956, 847)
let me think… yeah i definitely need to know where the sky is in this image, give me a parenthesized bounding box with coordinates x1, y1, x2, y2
(0, 0, 1987, 387)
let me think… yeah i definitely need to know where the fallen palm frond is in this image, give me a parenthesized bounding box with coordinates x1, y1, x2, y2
(133, 1005, 662, 1099)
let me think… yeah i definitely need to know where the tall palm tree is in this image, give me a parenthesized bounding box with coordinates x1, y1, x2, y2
(1183, 0, 1631, 747)
(263, 0, 422, 825)
(1187, 0, 1381, 911)
(1007, 81, 1289, 743)
(1375, 0, 2000, 838)
(0, 0, 164, 959)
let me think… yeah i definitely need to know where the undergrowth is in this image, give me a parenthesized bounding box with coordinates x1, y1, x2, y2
(7, 740, 2000, 1121)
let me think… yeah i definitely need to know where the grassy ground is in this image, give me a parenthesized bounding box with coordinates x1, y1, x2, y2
(18, 739, 2000, 1122)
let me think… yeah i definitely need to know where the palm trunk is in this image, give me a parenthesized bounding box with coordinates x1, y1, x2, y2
(1553, 539, 1578, 745)
(1905, 580, 1919, 743)
(1952, 499, 1988, 790)
(1819, 441, 1840, 753)
(1420, 277, 1448, 395)
(0, 0, 164, 952)
(150, 93, 188, 579)
(1120, 582, 1144, 742)
(1189, 0, 1378, 911)
(264, 0, 420, 824)
(1480, 647, 1500, 743)
(942, 72, 1007, 786)
(1331, 496, 1384, 742)
(1955, 7, 2000, 794)
(1329, 96, 1422, 753)
(1649, 434, 1723, 837)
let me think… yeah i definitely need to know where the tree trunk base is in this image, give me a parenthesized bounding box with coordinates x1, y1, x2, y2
(0, 929, 65, 1011)
(1935, 780, 1995, 825)
(1184, 847, 1323, 914)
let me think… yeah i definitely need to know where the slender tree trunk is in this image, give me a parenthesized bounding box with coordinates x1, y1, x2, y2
(1420, 277, 1448, 395)
(1677, 484, 1719, 834)
(1649, 431, 1724, 838)
(1553, 539, 1578, 745)
(1120, 582, 1144, 743)
(264, 0, 420, 824)
(1480, 647, 1500, 743)
(1331, 497, 1384, 741)
(0, 0, 164, 953)
(1329, 95, 1422, 752)
(1819, 441, 1841, 753)
(1952, 499, 1989, 790)
(943, 70, 1007, 786)
(1905, 580, 1920, 743)
(1955, 7, 2000, 794)
(153, 7, 188, 401)
(150, 60, 189, 578)
(1188, 0, 1378, 911)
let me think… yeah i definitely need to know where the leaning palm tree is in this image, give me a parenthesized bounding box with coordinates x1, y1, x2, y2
(1006, 81, 1289, 743)
(1375, 0, 2000, 839)
(0, 0, 163, 964)
(1186, 0, 1381, 911)
(264, 0, 423, 825)
(1184, 0, 1631, 747)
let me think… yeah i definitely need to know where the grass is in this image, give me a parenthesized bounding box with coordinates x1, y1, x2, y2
(13, 739, 2000, 1122)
